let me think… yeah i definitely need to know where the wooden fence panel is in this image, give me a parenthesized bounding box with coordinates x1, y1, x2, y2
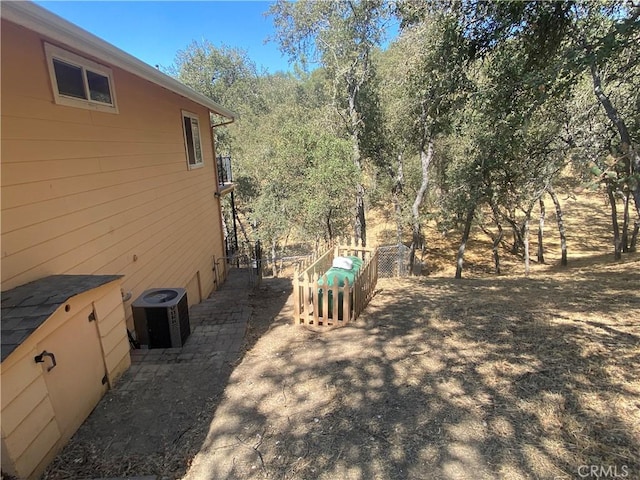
(293, 245, 377, 331)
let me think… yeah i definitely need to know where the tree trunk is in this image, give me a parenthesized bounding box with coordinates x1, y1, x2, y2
(548, 187, 568, 266)
(326, 208, 334, 243)
(622, 191, 630, 253)
(354, 187, 366, 247)
(351, 130, 366, 248)
(271, 241, 279, 277)
(487, 200, 504, 274)
(455, 203, 475, 279)
(630, 221, 639, 253)
(492, 229, 504, 274)
(537, 196, 546, 264)
(409, 140, 434, 275)
(392, 153, 405, 275)
(523, 215, 531, 277)
(590, 61, 640, 219)
(392, 153, 405, 246)
(255, 240, 263, 283)
(502, 215, 525, 257)
(348, 82, 367, 248)
(481, 223, 504, 275)
(509, 208, 520, 254)
(607, 186, 622, 260)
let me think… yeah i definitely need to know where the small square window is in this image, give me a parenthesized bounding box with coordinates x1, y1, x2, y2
(45, 43, 118, 113)
(182, 111, 204, 169)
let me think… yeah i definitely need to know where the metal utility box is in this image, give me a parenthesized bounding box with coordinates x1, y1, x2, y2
(132, 288, 190, 348)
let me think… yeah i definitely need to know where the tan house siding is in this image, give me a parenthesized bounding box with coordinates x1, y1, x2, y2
(1, 280, 129, 480)
(1, 20, 227, 327)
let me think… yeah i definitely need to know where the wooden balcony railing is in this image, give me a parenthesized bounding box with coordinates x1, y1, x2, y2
(216, 155, 234, 195)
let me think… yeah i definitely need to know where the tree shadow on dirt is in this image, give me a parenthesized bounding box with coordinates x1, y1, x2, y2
(41, 271, 294, 480)
(185, 260, 639, 480)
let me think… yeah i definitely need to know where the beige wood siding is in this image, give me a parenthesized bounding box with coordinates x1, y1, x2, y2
(0, 281, 128, 480)
(1, 20, 227, 328)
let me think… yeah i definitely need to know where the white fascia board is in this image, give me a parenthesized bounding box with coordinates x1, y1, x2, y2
(1, 1, 237, 121)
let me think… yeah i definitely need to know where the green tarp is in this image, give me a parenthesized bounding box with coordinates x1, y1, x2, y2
(317, 256, 363, 318)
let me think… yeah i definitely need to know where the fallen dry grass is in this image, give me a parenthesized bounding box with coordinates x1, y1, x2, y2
(369, 188, 619, 279)
(184, 252, 639, 480)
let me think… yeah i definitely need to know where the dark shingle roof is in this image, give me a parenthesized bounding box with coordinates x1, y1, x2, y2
(1, 274, 123, 362)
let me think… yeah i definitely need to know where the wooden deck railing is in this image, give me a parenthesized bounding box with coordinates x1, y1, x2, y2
(293, 245, 378, 331)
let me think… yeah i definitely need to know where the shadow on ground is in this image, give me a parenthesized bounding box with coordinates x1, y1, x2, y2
(183, 255, 639, 480)
(42, 270, 292, 480)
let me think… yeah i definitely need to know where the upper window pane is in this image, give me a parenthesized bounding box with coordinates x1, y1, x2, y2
(182, 111, 204, 169)
(52, 59, 86, 99)
(190, 117, 203, 164)
(183, 117, 196, 165)
(87, 70, 113, 104)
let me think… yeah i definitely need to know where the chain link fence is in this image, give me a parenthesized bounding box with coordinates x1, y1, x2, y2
(266, 244, 410, 279)
(377, 244, 411, 278)
(217, 243, 410, 283)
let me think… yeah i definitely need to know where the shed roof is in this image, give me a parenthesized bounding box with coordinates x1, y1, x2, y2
(1, 275, 123, 362)
(1, 1, 237, 121)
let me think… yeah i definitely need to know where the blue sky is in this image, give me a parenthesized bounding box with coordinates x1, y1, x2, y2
(34, 1, 291, 73)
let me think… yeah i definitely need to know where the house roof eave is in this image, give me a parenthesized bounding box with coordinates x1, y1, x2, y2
(1, 1, 237, 121)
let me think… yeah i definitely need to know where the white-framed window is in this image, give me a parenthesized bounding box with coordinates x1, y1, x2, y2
(44, 43, 118, 113)
(181, 110, 204, 169)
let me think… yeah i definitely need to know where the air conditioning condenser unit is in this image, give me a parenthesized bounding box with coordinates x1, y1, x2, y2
(132, 288, 190, 349)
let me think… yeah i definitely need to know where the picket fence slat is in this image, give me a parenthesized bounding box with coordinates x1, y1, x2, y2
(332, 276, 340, 324)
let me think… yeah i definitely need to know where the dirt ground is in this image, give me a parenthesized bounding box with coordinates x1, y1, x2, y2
(43, 192, 639, 480)
(183, 193, 639, 479)
(183, 254, 639, 480)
